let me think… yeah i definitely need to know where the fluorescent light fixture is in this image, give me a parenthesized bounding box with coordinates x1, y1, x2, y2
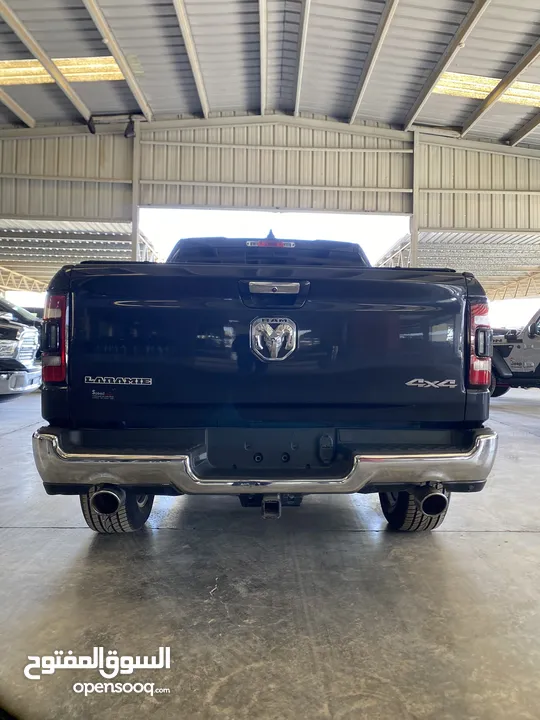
(0, 56, 124, 85)
(434, 71, 540, 108)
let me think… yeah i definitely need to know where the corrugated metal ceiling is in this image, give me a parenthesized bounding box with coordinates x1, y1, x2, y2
(267, 0, 301, 112)
(0, 0, 537, 148)
(356, 0, 473, 125)
(299, 0, 383, 120)
(0, 218, 131, 233)
(183, 0, 260, 112)
(378, 229, 540, 297)
(415, 0, 540, 143)
(0, 217, 155, 283)
(97, 0, 202, 117)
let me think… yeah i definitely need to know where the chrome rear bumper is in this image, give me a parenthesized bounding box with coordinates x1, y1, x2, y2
(32, 428, 498, 495)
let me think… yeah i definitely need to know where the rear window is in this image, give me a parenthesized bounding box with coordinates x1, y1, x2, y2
(167, 237, 371, 267)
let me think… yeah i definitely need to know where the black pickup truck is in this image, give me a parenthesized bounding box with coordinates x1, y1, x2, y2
(33, 237, 497, 533)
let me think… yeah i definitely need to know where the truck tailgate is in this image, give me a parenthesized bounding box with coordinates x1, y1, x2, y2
(68, 264, 468, 428)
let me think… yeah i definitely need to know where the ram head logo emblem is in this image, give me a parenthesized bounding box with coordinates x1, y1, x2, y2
(250, 317, 297, 362)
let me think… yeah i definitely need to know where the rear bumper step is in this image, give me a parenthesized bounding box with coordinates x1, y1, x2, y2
(33, 428, 498, 495)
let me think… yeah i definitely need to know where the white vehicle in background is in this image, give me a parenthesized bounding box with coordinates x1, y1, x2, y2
(490, 300, 540, 397)
(0, 298, 41, 397)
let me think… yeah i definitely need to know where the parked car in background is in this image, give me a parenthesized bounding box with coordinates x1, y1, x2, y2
(491, 305, 540, 397)
(21, 306, 44, 322)
(0, 298, 42, 328)
(0, 298, 41, 397)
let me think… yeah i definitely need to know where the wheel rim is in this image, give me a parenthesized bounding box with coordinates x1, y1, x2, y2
(136, 494, 149, 508)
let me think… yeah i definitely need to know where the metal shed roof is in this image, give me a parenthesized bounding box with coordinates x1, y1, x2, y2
(377, 229, 540, 298)
(0, 0, 539, 148)
(0, 217, 156, 289)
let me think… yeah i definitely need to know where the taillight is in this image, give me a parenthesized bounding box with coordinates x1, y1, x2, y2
(469, 302, 492, 388)
(42, 294, 67, 383)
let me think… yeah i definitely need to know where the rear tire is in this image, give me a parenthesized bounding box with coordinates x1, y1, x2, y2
(379, 490, 450, 531)
(80, 489, 154, 534)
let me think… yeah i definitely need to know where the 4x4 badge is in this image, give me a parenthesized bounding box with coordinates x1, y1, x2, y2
(406, 378, 457, 389)
(250, 317, 297, 362)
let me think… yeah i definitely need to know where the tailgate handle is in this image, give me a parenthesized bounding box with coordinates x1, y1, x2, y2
(249, 282, 300, 295)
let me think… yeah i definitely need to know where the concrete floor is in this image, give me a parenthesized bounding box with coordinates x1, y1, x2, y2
(0, 391, 539, 720)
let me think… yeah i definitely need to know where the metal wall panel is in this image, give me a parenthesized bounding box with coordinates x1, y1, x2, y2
(0, 133, 132, 221)
(418, 140, 540, 231)
(139, 121, 413, 213)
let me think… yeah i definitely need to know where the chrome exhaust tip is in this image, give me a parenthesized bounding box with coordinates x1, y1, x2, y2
(89, 486, 126, 516)
(414, 486, 449, 517)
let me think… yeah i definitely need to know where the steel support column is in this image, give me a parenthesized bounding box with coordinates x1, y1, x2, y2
(410, 131, 420, 266)
(131, 121, 141, 261)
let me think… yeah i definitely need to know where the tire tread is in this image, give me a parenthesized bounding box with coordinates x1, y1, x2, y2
(80, 490, 154, 534)
(379, 490, 449, 532)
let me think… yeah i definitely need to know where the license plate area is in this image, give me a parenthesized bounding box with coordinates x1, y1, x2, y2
(206, 428, 336, 471)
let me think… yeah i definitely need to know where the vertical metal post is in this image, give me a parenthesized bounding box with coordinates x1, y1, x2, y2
(409, 129, 420, 267)
(131, 119, 141, 261)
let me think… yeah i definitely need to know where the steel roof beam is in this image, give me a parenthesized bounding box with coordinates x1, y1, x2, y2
(294, 0, 312, 117)
(349, 0, 400, 125)
(259, 0, 267, 115)
(488, 270, 540, 298)
(172, 0, 210, 119)
(419, 243, 540, 250)
(508, 113, 540, 146)
(0, 0, 92, 123)
(0, 230, 131, 243)
(420, 254, 540, 260)
(81, 0, 153, 122)
(462, 38, 540, 137)
(0, 88, 35, 128)
(403, 0, 492, 131)
(0, 265, 47, 292)
(0, 256, 129, 263)
(0, 245, 130, 254)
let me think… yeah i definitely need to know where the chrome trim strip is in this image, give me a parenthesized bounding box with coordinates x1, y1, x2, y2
(33, 429, 498, 495)
(248, 282, 300, 294)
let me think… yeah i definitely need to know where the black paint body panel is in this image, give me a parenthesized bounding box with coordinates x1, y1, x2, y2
(43, 259, 489, 432)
